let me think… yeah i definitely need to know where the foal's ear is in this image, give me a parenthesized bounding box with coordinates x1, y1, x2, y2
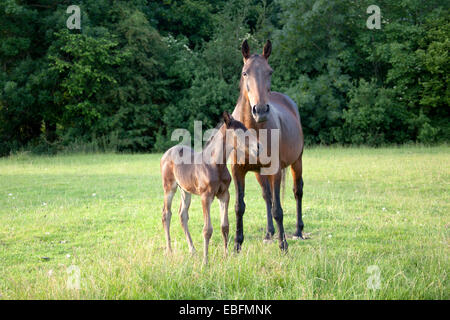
(223, 111, 233, 127)
(263, 40, 272, 60)
(241, 40, 250, 61)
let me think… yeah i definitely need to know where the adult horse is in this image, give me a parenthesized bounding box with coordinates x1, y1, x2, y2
(231, 40, 305, 251)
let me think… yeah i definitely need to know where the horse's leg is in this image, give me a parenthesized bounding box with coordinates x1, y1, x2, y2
(179, 189, 195, 254)
(217, 190, 230, 255)
(255, 172, 274, 241)
(269, 171, 288, 251)
(201, 194, 213, 265)
(291, 155, 304, 239)
(162, 181, 177, 253)
(232, 165, 246, 252)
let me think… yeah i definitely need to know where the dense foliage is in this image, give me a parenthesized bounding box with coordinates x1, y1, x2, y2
(0, 0, 448, 155)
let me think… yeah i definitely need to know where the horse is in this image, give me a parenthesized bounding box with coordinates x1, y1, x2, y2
(160, 111, 260, 264)
(231, 39, 305, 252)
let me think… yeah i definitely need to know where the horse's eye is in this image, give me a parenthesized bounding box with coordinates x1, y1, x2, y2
(242, 72, 248, 77)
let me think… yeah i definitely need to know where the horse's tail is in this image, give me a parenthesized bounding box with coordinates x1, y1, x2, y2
(281, 168, 287, 204)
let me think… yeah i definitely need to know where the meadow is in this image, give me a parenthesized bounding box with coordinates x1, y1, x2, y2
(0, 146, 448, 299)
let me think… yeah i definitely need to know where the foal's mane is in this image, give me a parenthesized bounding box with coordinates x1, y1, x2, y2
(202, 119, 225, 149)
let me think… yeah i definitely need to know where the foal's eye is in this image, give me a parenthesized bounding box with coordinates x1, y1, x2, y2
(242, 72, 248, 77)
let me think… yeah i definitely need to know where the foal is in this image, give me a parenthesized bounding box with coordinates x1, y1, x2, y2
(160, 111, 259, 264)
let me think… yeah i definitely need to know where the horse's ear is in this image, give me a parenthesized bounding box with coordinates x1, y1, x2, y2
(223, 111, 233, 127)
(241, 40, 250, 61)
(263, 40, 272, 60)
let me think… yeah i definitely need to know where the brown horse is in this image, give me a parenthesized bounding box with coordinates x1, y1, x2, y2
(231, 40, 305, 251)
(160, 111, 259, 264)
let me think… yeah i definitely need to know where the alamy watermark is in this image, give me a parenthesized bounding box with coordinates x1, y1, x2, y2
(170, 121, 280, 175)
(66, 5, 81, 30)
(366, 5, 381, 29)
(366, 265, 381, 290)
(66, 5, 381, 31)
(66, 265, 81, 290)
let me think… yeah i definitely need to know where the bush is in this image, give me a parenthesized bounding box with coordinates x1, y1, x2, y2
(343, 80, 410, 146)
(418, 122, 440, 145)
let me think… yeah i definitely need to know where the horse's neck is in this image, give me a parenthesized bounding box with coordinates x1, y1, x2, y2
(201, 125, 229, 166)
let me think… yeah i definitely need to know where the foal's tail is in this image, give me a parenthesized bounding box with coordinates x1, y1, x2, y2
(281, 168, 287, 205)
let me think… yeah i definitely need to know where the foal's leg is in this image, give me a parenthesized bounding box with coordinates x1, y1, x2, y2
(255, 172, 274, 241)
(201, 194, 214, 265)
(232, 165, 246, 252)
(217, 190, 230, 255)
(291, 155, 305, 239)
(162, 181, 177, 253)
(179, 189, 195, 254)
(269, 171, 288, 251)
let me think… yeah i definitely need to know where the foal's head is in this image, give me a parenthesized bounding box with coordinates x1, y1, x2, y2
(222, 111, 260, 162)
(241, 39, 273, 123)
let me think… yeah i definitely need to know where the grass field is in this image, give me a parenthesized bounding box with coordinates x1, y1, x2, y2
(0, 146, 448, 299)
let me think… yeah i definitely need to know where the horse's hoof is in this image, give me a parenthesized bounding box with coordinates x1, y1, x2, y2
(293, 232, 311, 240)
(263, 232, 274, 244)
(279, 241, 288, 252)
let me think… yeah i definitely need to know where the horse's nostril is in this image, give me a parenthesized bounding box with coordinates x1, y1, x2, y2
(266, 104, 270, 112)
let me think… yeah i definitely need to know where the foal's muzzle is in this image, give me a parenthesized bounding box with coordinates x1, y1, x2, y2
(252, 104, 270, 123)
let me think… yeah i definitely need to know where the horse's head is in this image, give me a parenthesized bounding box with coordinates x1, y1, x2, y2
(241, 39, 273, 123)
(223, 111, 261, 162)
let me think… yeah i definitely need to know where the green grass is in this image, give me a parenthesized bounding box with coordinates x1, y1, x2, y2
(0, 146, 448, 299)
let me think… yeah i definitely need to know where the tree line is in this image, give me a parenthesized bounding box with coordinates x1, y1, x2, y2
(0, 0, 448, 156)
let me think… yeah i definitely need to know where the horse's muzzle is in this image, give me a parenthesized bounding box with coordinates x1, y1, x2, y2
(252, 104, 270, 123)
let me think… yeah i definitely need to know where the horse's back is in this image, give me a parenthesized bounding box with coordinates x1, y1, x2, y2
(161, 146, 206, 195)
(270, 91, 301, 121)
(269, 92, 304, 165)
(161, 145, 195, 181)
(161, 145, 195, 163)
